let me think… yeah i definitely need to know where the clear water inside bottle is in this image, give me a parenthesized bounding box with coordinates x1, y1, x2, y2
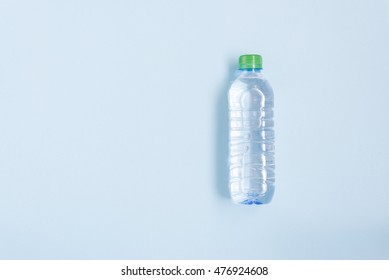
(228, 69, 275, 205)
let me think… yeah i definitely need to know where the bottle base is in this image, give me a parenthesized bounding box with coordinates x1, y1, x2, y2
(232, 197, 271, 205)
(240, 198, 264, 205)
(231, 190, 274, 205)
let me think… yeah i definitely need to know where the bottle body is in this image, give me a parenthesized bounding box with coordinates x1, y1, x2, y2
(228, 69, 275, 205)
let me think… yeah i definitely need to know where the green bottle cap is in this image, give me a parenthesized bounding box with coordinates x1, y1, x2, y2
(239, 54, 263, 69)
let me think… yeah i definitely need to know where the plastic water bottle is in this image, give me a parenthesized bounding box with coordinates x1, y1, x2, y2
(228, 54, 275, 205)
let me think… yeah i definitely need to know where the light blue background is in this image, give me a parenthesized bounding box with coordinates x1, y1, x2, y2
(1, 0, 388, 259)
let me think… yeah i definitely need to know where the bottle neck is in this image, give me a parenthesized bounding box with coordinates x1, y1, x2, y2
(239, 68, 262, 72)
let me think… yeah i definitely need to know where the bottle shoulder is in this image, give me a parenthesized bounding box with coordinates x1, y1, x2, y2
(229, 70, 273, 97)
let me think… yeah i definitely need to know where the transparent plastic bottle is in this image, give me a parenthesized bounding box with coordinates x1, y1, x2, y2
(228, 54, 275, 205)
